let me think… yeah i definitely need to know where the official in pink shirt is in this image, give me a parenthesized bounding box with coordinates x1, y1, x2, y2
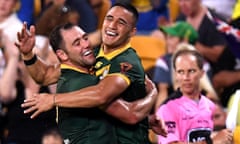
(157, 93, 215, 143)
(156, 45, 233, 144)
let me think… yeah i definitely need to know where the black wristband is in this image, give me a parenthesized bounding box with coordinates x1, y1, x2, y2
(23, 54, 37, 66)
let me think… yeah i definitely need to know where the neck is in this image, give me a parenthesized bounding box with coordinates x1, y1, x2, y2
(182, 89, 201, 101)
(187, 5, 207, 29)
(0, 12, 13, 23)
(103, 42, 129, 54)
(0, 15, 8, 23)
(63, 62, 91, 74)
(190, 4, 205, 18)
(103, 45, 119, 54)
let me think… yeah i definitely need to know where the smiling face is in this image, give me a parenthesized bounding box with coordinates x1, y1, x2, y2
(101, 6, 136, 51)
(174, 53, 203, 96)
(57, 26, 96, 70)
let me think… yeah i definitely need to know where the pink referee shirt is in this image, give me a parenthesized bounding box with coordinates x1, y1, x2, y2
(157, 95, 216, 143)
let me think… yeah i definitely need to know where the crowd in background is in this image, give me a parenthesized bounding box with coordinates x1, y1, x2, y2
(0, 0, 240, 143)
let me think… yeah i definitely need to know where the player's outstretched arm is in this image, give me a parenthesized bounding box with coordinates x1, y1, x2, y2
(15, 22, 60, 85)
(22, 75, 129, 118)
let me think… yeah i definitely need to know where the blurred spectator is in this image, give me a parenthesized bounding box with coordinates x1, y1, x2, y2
(0, 0, 57, 65)
(0, 34, 19, 104)
(35, 0, 102, 48)
(34, 0, 98, 33)
(212, 102, 227, 131)
(34, 0, 66, 18)
(111, 0, 170, 34)
(41, 128, 63, 144)
(177, 0, 240, 107)
(0, 0, 57, 143)
(0, 0, 22, 42)
(0, 34, 19, 143)
(34, 0, 78, 67)
(0, 35, 57, 144)
(201, 0, 235, 21)
(65, 0, 98, 33)
(35, 2, 79, 37)
(88, 0, 111, 29)
(153, 21, 218, 110)
(135, 0, 169, 34)
(0, 1, 23, 132)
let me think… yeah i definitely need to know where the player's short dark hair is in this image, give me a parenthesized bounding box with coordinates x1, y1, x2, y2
(49, 23, 75, 52)
(111, 2, 139, 26)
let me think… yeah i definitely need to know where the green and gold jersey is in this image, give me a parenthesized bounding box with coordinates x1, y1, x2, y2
(57, 64, 117, 144)
(95, 43, 150, 144)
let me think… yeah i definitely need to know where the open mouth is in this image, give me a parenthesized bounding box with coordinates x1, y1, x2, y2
(83, 50, 93, 56)
(106, 30, 118, 37)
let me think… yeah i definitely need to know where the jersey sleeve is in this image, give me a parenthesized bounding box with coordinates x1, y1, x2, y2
(108, 51, 146, 87)
(156, 104, 181, 143)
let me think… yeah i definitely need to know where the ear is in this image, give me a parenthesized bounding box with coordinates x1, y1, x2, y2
(56, 49, 68, 61)
(130, 27, 137, 37)
(199, 69, 204, 78)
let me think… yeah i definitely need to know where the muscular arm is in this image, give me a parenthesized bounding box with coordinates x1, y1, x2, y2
(195, 42, 224, 63)
(16, 22, 60, 85)
(22, 52, 60, 85)
(23, 74, 158, 126)
(55, 75, 128, 107)
(23, 75, 129, 118)
(104, 77, 157, 124)
(213, 70, 240, 89)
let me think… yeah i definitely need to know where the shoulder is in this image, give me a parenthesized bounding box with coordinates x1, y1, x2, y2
(162, 89, 183, 105)
(155, 54, 172, 69)
(119, 47, 139, 59)
(200, 95, 216, 110)
(114, 48, 144, 68)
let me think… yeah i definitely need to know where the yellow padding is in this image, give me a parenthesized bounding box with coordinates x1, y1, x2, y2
(130, 36, 166, 70)
(168, 0, 180, 22)
(34, 0, 41, 17)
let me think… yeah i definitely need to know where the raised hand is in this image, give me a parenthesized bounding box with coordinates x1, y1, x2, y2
(212, 129, 233, 144)
(149, 114, 167, 137)
(21, 93, 55, 119)
(15, 22, 36, 56)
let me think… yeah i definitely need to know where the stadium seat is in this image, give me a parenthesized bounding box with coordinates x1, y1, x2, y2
(130, 35, 166, 78)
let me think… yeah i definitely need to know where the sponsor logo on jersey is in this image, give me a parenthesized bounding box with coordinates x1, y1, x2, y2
(165, 121, 176, 133)
(120, 62, 132, 73)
